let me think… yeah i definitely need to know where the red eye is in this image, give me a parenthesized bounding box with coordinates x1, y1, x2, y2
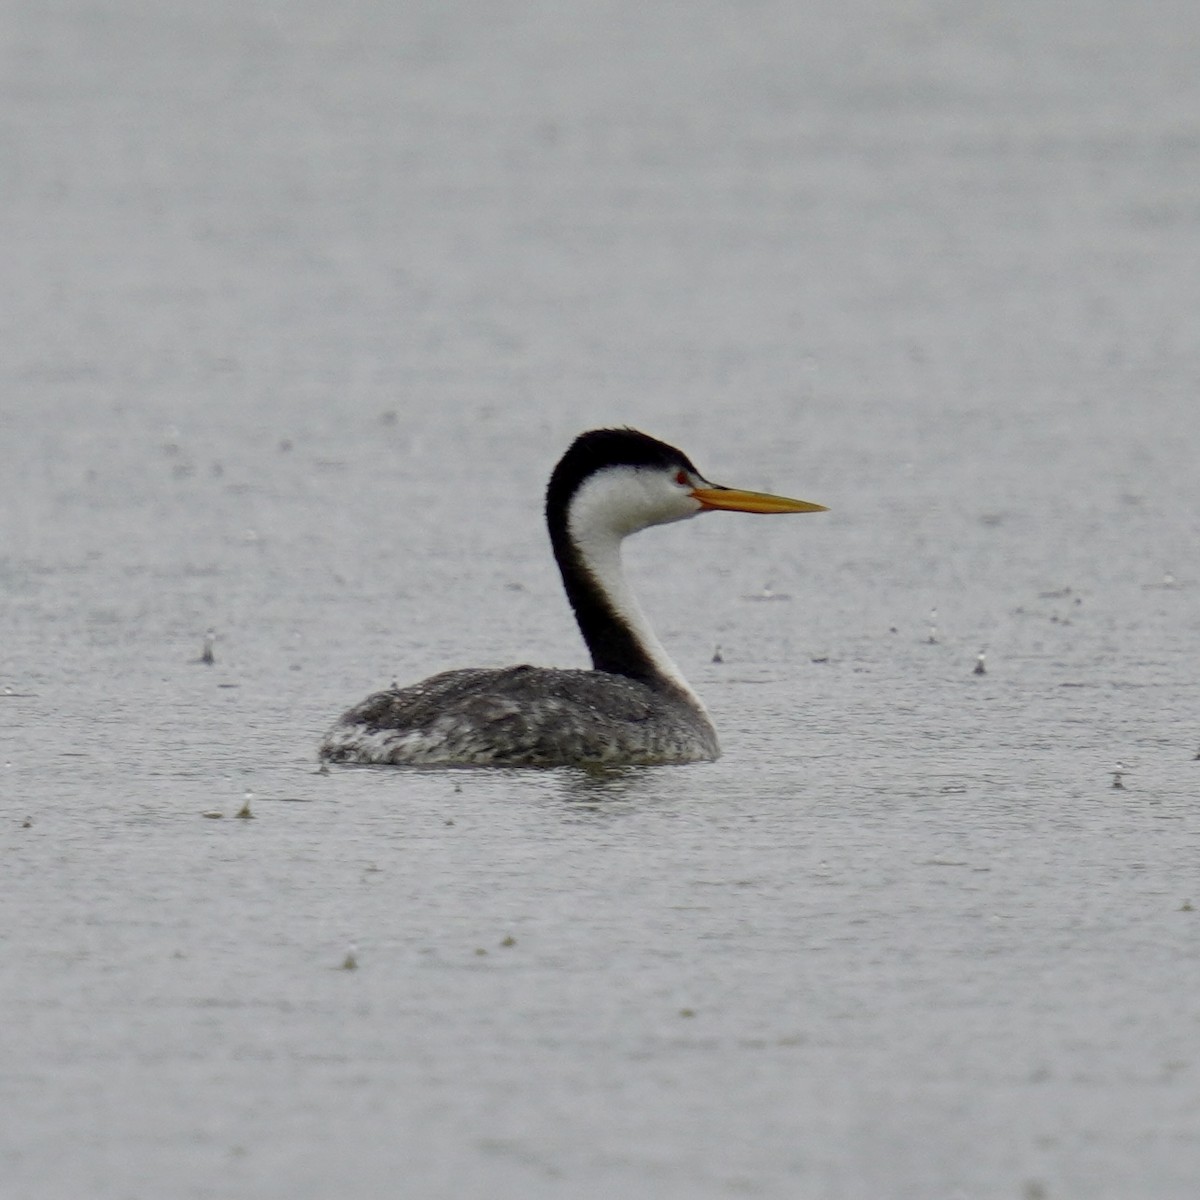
(675, 469, 690, 486)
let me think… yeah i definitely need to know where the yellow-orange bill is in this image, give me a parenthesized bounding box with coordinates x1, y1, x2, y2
(691, 486, 828, 515)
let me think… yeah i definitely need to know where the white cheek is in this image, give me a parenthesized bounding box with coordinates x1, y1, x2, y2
(570, 468, 699, 539)
(633, 472, 705, 528)
(665, 487, 704, 524)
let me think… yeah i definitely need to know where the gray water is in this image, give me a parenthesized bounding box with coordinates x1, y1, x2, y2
(4, 1, 1200, 1197)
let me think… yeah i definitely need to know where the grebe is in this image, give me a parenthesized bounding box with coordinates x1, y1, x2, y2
(319, 428, 826, 767)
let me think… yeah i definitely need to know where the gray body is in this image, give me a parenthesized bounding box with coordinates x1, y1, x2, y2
(318, 665, 719, 767)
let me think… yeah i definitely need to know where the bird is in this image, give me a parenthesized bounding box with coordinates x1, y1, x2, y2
(318, 427, 826, 768)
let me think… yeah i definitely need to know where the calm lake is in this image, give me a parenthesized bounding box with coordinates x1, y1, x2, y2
(4, 1, 1200, 1197)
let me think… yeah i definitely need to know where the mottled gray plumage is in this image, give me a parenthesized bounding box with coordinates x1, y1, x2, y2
(318, 665, 719, 767)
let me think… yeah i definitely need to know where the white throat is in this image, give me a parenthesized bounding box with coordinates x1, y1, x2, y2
(565, 468, 708, 710)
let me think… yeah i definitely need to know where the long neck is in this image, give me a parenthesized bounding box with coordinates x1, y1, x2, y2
(548, 503, 698, 701)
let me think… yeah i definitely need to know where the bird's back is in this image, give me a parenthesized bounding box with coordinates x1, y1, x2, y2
(318, 665, 719, 767)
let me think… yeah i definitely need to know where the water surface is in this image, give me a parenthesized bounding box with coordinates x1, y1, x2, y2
(3, 1, 1200, 1197)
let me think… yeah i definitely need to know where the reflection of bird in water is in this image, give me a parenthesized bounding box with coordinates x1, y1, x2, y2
(319, 428, 826, 767)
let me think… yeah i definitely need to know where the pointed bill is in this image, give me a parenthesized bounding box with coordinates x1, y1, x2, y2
(690, 485, 827, 515)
